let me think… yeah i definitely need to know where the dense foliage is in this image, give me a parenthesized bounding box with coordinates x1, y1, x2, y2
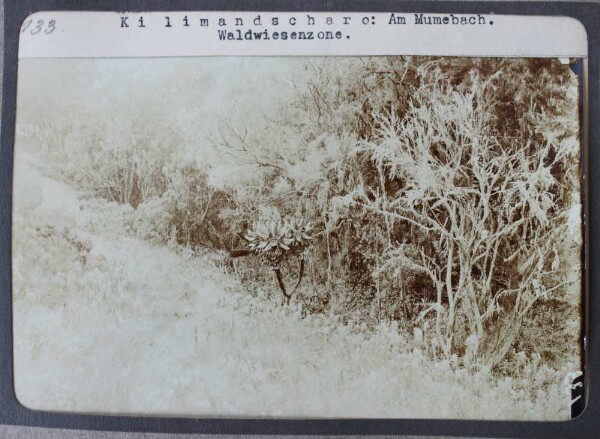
(18, 57, 582, 372)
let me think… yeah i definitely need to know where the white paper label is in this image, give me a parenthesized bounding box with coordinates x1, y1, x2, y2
(18, 11, 588, 59)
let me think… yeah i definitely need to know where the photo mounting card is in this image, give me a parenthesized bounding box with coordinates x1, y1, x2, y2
(11, 9, 588, 423)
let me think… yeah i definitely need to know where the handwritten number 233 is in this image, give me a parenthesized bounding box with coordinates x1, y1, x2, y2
(21, 19, 56, 35)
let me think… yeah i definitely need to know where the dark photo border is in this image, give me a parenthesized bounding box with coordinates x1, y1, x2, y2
(1, 1, 598, 437)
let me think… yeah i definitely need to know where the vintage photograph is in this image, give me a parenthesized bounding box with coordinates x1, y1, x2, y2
(12, 56, 583, 420)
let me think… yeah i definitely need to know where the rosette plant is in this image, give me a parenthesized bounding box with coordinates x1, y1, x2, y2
(286, 217, 314, 255)
(242, 216, 314, 305)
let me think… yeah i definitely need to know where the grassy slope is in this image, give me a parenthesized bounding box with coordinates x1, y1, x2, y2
(11, 153, 569, 420)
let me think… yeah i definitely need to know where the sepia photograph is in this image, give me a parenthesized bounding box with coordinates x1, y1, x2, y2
(12, 56, 583, 420)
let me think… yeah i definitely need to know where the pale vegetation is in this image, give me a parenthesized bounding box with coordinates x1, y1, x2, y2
(13, 56, 582, 418)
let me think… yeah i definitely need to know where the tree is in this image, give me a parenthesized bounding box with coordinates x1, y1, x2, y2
(351, 66, 580, 365)
(238, 216, 314, 305)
